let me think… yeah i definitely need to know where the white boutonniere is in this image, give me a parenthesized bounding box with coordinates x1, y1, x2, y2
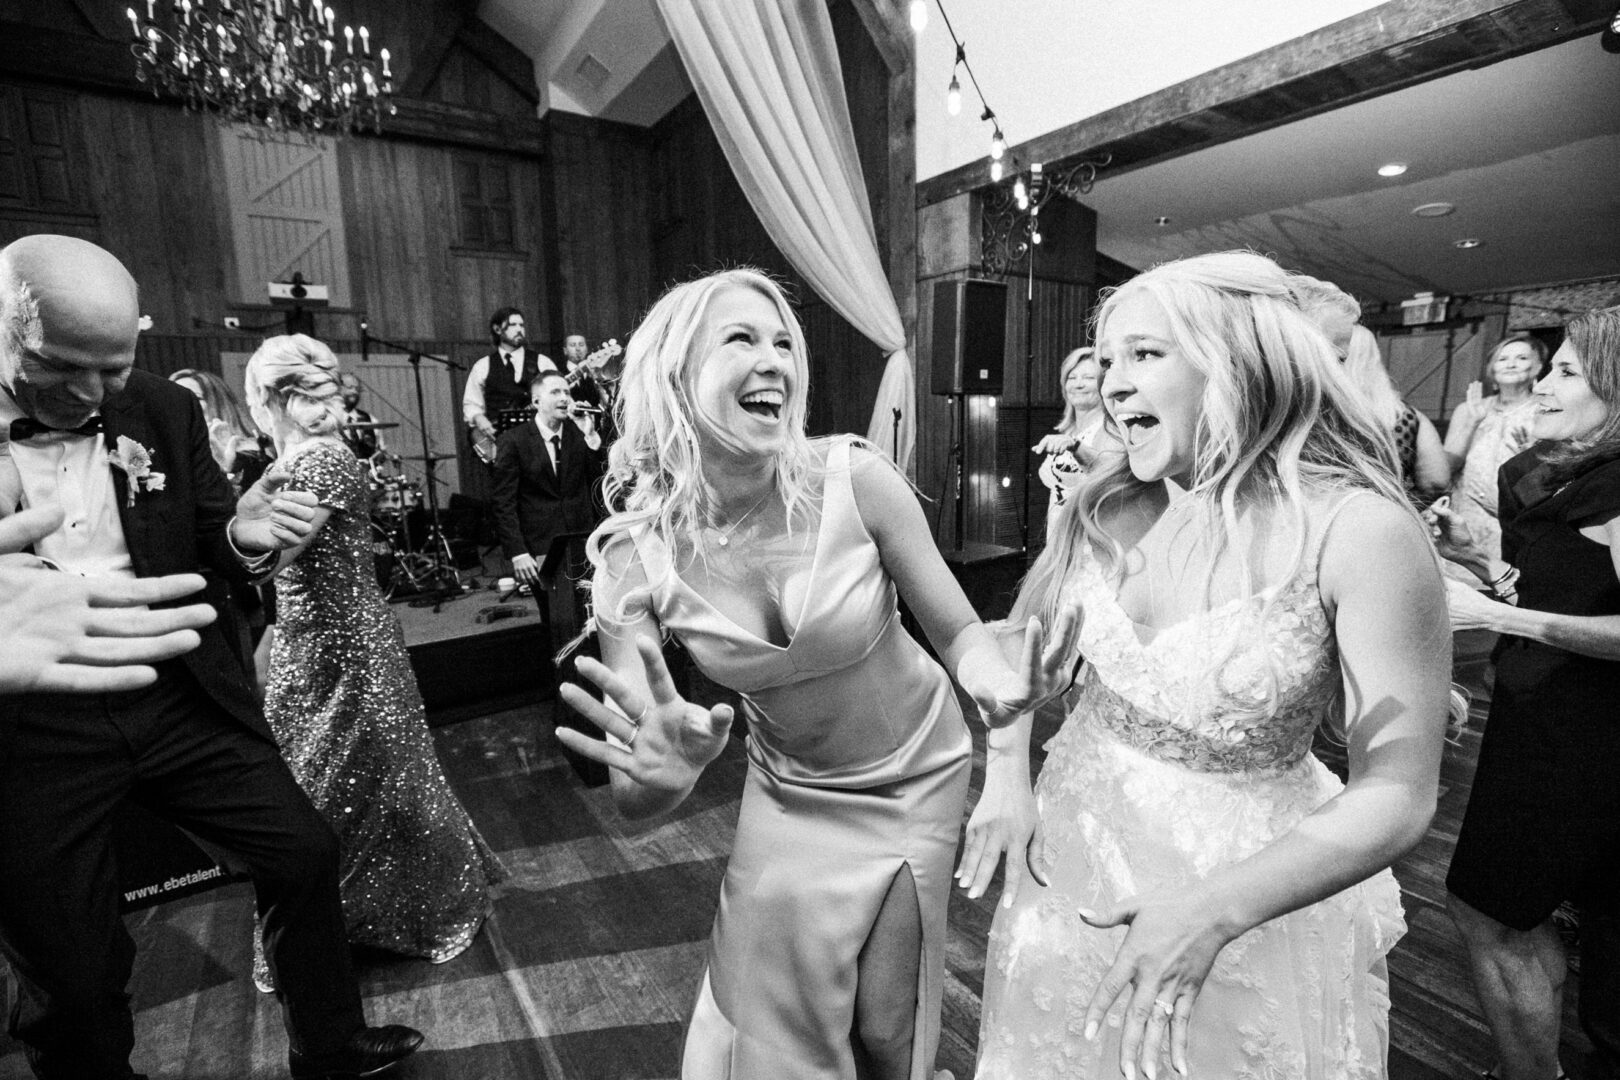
(107, 435, 166, 507)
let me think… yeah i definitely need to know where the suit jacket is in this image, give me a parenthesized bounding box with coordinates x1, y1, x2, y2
(491, 419, 606, 563)
(98, 369, 270, 738)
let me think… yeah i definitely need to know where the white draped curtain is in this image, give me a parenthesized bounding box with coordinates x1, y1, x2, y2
(654, 0, 915, 471)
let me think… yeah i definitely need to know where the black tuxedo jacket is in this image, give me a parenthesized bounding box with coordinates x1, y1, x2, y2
(491, 419, 606, 563)
(98, 370, 269, 738)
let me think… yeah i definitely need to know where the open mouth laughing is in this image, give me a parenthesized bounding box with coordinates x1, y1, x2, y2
(1114, 409, 1160, 446)
(739, 389, 783, 421)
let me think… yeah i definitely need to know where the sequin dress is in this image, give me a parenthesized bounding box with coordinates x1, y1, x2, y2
(977, 495, 1406, 1079)
(263, 440, 504, 963)
(634, 438, 972, 1080)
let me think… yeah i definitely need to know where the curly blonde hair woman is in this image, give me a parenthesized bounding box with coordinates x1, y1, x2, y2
(559, 268, 1078, 1079)
(971, 252, 1453, 1079)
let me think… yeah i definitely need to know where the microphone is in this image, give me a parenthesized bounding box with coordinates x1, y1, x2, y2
(359, 317, 370, 363)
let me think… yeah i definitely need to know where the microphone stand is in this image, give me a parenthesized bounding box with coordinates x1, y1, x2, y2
(359, 324, 465, 613)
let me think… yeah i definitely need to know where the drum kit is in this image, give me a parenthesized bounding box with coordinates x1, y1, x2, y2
(343, 419, 458, 599)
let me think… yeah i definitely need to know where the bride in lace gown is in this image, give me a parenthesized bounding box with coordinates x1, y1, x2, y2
(964, 252, 1455, 1079)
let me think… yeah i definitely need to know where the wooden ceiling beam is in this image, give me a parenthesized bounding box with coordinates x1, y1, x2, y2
(454, 16, 541, 106)
(916, 0, 1612, 207)
(398, 0, 481, 99)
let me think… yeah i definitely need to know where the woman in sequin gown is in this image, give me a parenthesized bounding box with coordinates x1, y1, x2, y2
(551, 269, 1078, 1080)
(965, 253, 1453, 1079)
(243, 335, 504, 974)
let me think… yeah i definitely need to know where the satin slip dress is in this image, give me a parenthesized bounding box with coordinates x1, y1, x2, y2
(633, 437, 972, 1080)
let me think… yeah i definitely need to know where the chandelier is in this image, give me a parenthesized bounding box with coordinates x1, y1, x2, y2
(125, 0, 394, 136)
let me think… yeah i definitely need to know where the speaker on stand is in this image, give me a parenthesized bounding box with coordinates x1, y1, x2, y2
(931, 278, 1008, 549)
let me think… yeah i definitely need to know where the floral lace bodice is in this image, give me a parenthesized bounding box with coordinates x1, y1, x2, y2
(976, 494, 1404, 1079)
(1067, 527, 1342, 775)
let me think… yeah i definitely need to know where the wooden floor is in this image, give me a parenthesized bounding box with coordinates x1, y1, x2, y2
(0, 631, 1602, 1079)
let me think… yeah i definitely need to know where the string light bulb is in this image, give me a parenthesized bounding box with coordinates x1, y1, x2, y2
(946, 72, 961, 116)
(990, 128, 1005, 161)
(1013, 175, 1028, 210)
(909, 0, 928, 33)
(989, 159, 1003, 182)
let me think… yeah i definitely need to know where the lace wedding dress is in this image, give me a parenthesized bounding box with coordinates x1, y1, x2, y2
(977, 499, 1406, 1079)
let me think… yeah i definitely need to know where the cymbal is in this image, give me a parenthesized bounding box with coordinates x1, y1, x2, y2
(401, 452, 456, 462)
(342, 420, 400, 431)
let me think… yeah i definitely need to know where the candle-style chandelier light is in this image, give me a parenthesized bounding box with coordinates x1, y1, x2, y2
(126, 0, 394, 136)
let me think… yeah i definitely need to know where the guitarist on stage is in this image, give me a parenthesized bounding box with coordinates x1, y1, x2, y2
(462, 306, 556, 467)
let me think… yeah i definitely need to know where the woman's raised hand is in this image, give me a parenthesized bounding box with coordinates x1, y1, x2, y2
(972, 602, 1083, 728)
(1077, 891, 1235, 1080)
(1032, 432, 1076, 456)
(556, 636, 735, 793)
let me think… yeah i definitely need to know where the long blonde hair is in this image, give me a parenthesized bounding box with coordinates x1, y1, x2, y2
(588, 268, 820, 620)
(243, 334, 345, 440)
(1340, 324, 1406, 430)
(1015, 251, 1411, 629)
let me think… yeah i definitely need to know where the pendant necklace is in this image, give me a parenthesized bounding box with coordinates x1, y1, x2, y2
(710, 485, 776, 548)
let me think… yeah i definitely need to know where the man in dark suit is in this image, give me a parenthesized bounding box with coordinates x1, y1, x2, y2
(491, 369, 605, 587)
(0, 235, 422, 1080)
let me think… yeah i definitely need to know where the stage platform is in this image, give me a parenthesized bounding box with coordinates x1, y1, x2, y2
(393, 575, 558, 726)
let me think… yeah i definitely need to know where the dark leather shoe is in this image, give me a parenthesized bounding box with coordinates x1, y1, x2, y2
(289, 1024, 425, 1079)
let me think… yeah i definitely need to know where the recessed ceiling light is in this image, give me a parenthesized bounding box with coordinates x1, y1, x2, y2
(1412, 202, 1456, 218)
(1378, 162, 1409, 177)
(1154, 216, 1171, 227)
(1454, 238, 1484, 249)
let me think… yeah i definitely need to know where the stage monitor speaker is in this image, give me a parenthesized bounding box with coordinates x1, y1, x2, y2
(931, 278, 1007, 395)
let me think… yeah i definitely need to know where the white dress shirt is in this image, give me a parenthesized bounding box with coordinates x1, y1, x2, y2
(0, 391, 135, 578)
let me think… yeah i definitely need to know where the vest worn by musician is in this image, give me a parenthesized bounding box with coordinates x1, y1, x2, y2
(483, 350, 546, 422)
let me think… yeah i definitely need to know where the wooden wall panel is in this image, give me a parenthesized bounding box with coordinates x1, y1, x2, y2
(336, 134, 545, 344)
(542, 114, 655, 352)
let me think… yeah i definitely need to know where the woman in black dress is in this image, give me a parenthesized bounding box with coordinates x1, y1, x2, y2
(1441, 305, 1620, 1080)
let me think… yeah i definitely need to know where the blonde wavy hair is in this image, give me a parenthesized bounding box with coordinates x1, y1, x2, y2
(243, 333, 346, 440)
(1012, 251, 1431, 722)
(588, 268, 820, 620)
(1340, 324, 1406, 431)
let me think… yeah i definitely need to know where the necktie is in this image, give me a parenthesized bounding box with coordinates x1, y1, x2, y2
(550, 434, 562, 472)
(9, 415, 103, 442)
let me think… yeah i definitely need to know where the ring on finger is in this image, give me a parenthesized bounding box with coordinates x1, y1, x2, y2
(1153, 997, 1173, 1018)
(624, 723, 640, 748)
(628, 702, 649, 725)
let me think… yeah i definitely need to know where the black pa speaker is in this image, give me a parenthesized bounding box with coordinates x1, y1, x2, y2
(931, 278, 1007, 395)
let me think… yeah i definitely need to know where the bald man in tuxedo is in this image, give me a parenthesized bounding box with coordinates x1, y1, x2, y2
(0, 235, 422, 1080)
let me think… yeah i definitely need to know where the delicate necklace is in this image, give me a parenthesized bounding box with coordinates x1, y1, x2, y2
(708, 485, 776, 547)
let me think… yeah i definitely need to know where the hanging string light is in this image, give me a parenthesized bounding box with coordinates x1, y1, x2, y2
(909, 0, 929, 33)
(928, 0, 1008, 182)
(945, 42, 964, 116)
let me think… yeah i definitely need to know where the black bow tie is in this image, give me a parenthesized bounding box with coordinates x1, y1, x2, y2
(9, 415, 104, 442)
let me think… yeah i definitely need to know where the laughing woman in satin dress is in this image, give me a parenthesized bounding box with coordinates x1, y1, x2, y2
(556, 268, 1078, 1080)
